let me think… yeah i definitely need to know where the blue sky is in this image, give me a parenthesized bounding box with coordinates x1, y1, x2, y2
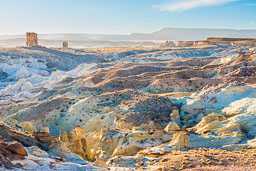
(0, 0, 255, 35)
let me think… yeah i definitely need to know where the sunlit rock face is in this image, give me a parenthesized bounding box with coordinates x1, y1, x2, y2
(59, 130, 87, 160)
(0, 122, 101, 170)
(183, 84, 256, 137)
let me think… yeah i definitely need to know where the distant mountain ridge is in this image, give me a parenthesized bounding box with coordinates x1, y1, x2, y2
(1, 28, 256, 41)
(107, 28, 256, 41)
(132, 28, 256, 41)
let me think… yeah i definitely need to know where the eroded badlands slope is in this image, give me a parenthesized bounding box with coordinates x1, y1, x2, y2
(0, 44, 255, 170)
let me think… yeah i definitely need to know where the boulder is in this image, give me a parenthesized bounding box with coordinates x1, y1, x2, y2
(7, 141, 28, 156)
(112, 145, 144, 156)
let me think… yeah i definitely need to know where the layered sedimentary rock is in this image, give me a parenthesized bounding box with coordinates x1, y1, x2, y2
(0, 38, 255, 170)
(0, 122, 100, 170)
(0, 122, 43, 148)
(33, 126, 58, 148)
(59, 130, 87, 160)
(207, 37, 256, 42)
(175, 37, 256, 47)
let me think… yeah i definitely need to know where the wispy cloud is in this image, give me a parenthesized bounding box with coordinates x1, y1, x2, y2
(153, 0, 238, 12)
(249, 20, 256, 26)
(244, 3, 256, 6)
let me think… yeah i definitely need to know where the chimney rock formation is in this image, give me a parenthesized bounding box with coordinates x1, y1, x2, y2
(26, 32, 39, 47)
(63, 41, 68, 50)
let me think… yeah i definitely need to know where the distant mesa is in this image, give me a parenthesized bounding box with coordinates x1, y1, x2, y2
(206, 37, 256, 42)
(26, 32, 39, 47)
(160, 37, 256, 47)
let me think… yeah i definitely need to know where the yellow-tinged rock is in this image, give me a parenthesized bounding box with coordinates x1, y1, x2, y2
(59, 131, 69, 142)
(194, 113, 226, 134)
(217, 123, 240, 134)
(68, 131, 78, 141)
(87, 148, 101, 161)
(72, 127, 86, 139)
(231, 86, 249, 92)
(170, 109, 180, 120)
(170, 131, 189, 149)
(195, 121, 222, 134)
(164, 122, 181, 133)
(93, 158, 108, 169)
(231, 131, 244, 137)
(40, 126, 50, 134)
(59, 129, 88, 160)
(112, 145, 144, 156)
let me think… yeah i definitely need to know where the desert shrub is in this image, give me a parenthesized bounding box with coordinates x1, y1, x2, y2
(21, 122, 34, 133)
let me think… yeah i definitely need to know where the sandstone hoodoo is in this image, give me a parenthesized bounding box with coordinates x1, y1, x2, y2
(63, 41, 68, 50)
(170, 131, 189, 149)
(26, 32, 39, 47)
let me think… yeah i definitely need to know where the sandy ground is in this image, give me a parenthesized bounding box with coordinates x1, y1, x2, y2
(144, 148, 256, 171)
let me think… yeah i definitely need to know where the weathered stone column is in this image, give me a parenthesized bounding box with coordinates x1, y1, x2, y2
(26, 32, 39, 47)
(63, 41, 68, 50)
(170, 131, 189, 149)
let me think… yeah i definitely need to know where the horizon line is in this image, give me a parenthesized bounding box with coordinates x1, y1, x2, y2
(1, 27, 256, 36)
